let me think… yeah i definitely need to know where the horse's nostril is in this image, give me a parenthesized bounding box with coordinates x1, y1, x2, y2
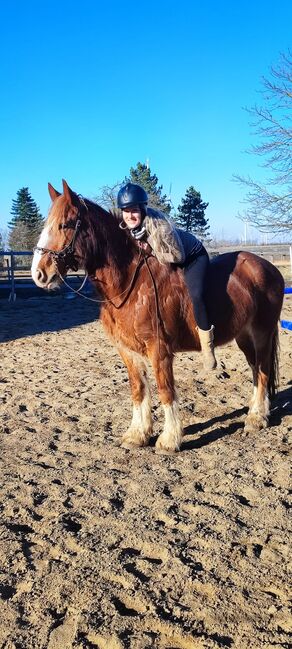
(36, 269, 45, 283)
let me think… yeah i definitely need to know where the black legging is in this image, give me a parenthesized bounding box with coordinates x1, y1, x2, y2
(183, 249, 210, 330)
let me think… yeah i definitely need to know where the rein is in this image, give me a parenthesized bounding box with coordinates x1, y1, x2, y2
(57, 250, 145, 308)
(144, 255, 164, 343)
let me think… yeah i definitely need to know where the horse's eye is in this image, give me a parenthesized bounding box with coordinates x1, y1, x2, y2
(59, 222, 71, 230)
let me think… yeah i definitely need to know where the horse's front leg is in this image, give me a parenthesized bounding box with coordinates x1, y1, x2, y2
(148, 344, 183, 453)
(118, 347, 153, 448)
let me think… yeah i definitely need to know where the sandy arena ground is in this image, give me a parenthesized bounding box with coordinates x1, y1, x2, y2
(0, 290, 291, 649)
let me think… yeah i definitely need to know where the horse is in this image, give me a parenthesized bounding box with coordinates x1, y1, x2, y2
(31, 180, 284, 453)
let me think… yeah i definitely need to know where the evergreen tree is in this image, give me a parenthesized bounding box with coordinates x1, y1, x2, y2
(8, 187, 44, 250)
(176, 186, 210, 240)
(125, 162, 171, 214)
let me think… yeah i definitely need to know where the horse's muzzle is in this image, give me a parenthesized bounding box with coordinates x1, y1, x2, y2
(31, 266, 61, 290)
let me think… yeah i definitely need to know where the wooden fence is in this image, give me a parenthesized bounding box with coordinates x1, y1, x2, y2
(0, 251, 87, 302)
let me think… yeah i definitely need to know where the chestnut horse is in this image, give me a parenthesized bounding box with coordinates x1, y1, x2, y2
(31, 180, 284, 453)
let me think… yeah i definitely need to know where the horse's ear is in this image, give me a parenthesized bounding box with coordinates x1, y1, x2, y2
(48, 183, 61, 201)
(62, 179, 78, 206)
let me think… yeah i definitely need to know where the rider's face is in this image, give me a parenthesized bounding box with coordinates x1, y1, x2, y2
(122, 205, 142, 229)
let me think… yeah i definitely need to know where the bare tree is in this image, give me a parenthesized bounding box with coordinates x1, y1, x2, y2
(0, 227, 9, 250)
(7, 222, 39, 267)
(95, 182, 121, 210)
(235, 51, 292, 234)
(8, 221, 40, 252)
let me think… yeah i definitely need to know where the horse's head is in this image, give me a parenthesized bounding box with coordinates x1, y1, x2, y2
(31, 179, 86, 290)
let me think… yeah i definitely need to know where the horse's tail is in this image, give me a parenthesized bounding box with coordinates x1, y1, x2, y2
(268, 326, 280, 400)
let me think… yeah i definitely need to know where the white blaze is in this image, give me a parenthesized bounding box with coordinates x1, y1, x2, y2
(31, 225, 51, 285)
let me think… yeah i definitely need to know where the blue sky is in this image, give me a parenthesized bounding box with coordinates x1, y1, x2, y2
(0, 0, 291, 240)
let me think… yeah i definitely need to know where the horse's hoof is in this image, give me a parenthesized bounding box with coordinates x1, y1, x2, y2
(121, 432, 150, 449)
(121, 441, 136, 449)
(155, 437, 180, 454)
(244, 414, 268, 434)
(121, 425, 152, 450)
(121, 439, 146, 450)
(155, 447, 178, 456)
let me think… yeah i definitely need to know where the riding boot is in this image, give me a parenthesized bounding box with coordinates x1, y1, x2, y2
(197, 325, 217, 371)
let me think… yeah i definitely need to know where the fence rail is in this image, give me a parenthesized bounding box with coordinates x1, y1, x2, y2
(281, 288, 292, 331)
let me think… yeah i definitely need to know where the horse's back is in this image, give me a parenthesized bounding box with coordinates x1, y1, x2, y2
(208, 250, 284, 298)
(205, 251, 284, 343)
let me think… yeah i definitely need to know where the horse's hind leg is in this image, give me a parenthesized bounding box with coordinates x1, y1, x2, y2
(148, 343, 183, 453)
(236, 330, 270, 433)
(245, 332, 273, 433)
(118, 347, 153, 449)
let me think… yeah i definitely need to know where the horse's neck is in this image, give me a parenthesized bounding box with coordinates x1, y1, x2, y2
(85, 207, 138, 295)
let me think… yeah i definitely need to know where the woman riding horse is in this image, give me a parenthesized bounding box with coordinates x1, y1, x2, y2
(117, 182, 217, 372)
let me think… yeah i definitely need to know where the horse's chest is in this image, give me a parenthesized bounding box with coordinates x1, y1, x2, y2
(101, 305, 148, 354)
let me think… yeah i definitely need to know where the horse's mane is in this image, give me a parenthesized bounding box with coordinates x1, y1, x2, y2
(75, 196, 137, 277)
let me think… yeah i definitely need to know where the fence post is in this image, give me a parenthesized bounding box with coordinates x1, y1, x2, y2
(6, 257, 11, 281)
(8, 253, 16, 302)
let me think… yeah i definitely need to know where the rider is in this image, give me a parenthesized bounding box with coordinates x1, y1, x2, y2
(117, 182, 217, 371)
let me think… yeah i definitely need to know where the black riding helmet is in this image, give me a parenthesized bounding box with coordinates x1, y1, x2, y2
(117, 183, 148, 210)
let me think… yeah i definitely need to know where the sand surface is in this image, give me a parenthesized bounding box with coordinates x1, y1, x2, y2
(0, 291, 291, 649)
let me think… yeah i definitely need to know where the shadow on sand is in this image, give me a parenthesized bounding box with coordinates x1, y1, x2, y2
(177, 385, 292, 451)
(270, 384, 292, 424)
(181, 407, 247, 451)
(0, 294, 100, 343)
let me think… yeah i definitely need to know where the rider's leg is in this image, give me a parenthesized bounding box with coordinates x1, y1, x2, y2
(184, 251, 217, 370)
